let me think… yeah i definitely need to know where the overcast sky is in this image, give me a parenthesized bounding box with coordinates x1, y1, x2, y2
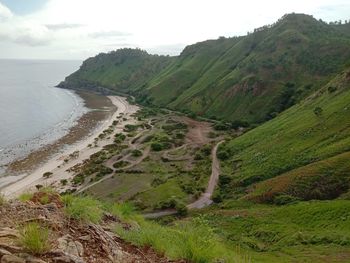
(0, 0, 349, 60)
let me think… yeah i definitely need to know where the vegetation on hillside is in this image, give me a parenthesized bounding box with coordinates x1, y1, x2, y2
(218, 68, 350, 202)
(60, 13, 350, 124)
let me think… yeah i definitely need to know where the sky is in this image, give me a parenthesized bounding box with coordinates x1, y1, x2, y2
(0, 0, 349, 60)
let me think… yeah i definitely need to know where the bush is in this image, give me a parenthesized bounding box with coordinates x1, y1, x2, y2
(217, 150, 229, 160)
(43, 172, 53, 178)
(314, 107, 323, 116)
(19, 222, 50, 254)
(60, 179, 68, 186)
(213, 122, 229, 131)
(175, 201, 188, 216)
(328, 86, 337, 93)
(113, 161, 129, 169)
(131, 149, 142, 157)
(151, 142, 163, 151)
(231, 120, 250, 129)
(63, 195, 104, 223)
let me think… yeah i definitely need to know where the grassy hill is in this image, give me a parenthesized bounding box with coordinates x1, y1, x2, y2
(216, 68, 350, 203)
(58, 48, 173, 95)
(60, 13, 350, 123)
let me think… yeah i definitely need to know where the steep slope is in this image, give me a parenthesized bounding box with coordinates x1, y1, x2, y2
(60, 13, 350, 123)
(217, 68, 350, 202)
(58, 48, 173, 94)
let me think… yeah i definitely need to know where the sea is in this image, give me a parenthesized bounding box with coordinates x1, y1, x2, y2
(0, 59, 85, 176)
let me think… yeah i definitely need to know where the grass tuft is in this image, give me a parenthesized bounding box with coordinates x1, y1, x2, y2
(63, 195, 103, 223)
(18, 192, 34, 202)
(19, 222, 50, 254)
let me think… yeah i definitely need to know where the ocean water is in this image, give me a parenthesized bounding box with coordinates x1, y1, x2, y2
(0, 59, 85, 174)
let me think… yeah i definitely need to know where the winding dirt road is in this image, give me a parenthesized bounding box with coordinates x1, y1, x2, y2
(188, 140, 224, 209)
(144, 140, 224, 218)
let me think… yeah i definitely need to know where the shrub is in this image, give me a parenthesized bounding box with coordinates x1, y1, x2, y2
(64, 195, 103, 223)
(43, 172, 53, 178)
(131, 149, 142, 157)
(213, 122, 229, 131)
(314, 107, 323, 116)
(60, 179, 68, 186)
(124, 124, 138, 132)
(231, 120, 250, 129)
(217, 150, 229, 160)
(328, 86, 337, 93)
(151, 142, 163, 151)
(194, 152, 204, 160)
(113, 161, 129, 169)
(19, 223, 50, 254)
(175, 201, 188, 216)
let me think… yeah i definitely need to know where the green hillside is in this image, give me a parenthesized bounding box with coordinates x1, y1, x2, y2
(60, 13, 350, 123)
(217, 68, 350, 203)
(58, 48, 173, 94)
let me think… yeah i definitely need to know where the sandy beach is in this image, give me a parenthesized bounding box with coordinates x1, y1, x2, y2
(1, 95, 139, 198)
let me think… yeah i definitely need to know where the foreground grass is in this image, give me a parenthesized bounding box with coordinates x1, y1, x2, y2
(115, 214, 250, 263)
(19, 222, 50, 254)
(62, 195, 104, 223)
(60, 194, 248, 262)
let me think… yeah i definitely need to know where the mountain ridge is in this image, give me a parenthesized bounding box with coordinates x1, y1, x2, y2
(59, 13, 350, 124)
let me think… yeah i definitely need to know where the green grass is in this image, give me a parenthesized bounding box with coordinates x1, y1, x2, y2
(62, 195, 104, 223)
(115, 215, 250, 263)
(0, 193, 5, 206)
(18, 192, 34, 202)
(219, 69, 350, 201)
(200, 200, 350, 262)
(62, 14, 350, 123)
(19, 222, 50, 254)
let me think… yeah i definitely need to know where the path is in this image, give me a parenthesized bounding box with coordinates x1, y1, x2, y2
(143, 140, 224, 218)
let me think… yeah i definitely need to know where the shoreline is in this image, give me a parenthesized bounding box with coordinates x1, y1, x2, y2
(1, 95, 139, 198)
(0, 91, 114, 182)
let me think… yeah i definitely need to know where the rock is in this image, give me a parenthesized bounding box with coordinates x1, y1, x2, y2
(77, 236, 90, 242)
(57, 235, 84, 257)
(15, 253, 46, 263)
(1, 254, 25, 263)
(0, 248, 11, 256)
(25, 258, 47, 263)
(53, 255, 85, 263)
(0, 228, 19, 238)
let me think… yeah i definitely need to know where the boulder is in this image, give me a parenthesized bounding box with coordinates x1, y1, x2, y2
(1, 255, 25, 263)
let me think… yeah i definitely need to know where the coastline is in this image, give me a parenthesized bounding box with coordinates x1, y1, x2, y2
(0, 91, 115, 192)
(1, 95, 139, 198)
(4, 91, 115, 175)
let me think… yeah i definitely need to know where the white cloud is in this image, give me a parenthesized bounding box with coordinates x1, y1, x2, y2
(0, 2, 52, 47)
(0, 0, 349, 59)
(0, 2, 12, 20)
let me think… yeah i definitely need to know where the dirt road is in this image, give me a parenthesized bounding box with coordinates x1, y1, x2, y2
(187, 141, 224, 209)
(144, 140, 224, 218)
